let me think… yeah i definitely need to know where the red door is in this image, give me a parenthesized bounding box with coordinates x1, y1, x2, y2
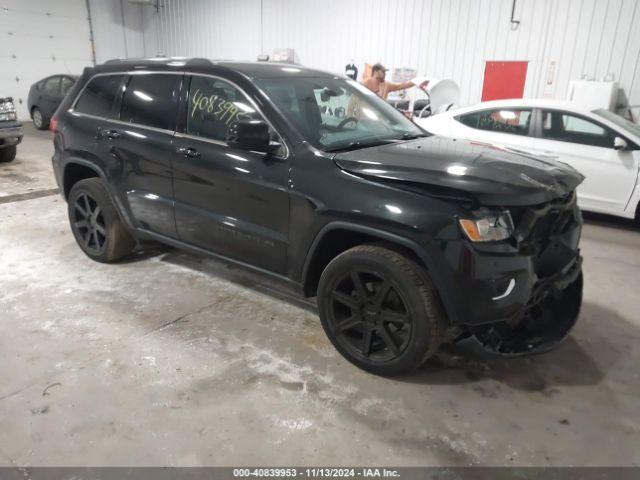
(481, 61, 528, 101)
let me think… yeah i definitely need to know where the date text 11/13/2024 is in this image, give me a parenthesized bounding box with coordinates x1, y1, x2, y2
(233, 468, 400, 478)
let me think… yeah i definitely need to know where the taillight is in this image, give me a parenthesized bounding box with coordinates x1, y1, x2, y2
(49, 116, 58, 133)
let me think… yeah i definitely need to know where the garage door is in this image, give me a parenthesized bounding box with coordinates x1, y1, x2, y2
(0, 0, 92, 120)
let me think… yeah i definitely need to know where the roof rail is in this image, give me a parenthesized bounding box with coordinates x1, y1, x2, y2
(103, 57, 215, 66)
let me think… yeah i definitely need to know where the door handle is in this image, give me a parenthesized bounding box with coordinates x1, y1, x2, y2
(176, 147, 200, 158)
(100, 129, 122, 140)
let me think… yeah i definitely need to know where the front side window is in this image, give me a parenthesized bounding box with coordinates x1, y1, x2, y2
(542, 110, 615, 148)
(120, 74, 180, 130)
(43, 76, 61, 95)
(187, 76, 265, 141)
(255, 76, 425, 151)
(457, 108, 532, 136)
(74, 75, 125, 118)
(594, 108, 640, 141)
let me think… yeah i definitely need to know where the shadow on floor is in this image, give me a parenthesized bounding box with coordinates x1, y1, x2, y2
(401, 336, 603, 393)
(154, 247, 318, 314)
(395, 300, 635, 391)
(583, 211, 638, 231)
(22, 121, 53, 140)
(116, 243, 169, 264)
(124, 243, 634, 392)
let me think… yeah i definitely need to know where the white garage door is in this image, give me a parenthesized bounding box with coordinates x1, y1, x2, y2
(0, 0, 92, 121)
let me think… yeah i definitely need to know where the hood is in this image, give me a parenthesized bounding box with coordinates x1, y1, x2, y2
(333, 136, 584, 206)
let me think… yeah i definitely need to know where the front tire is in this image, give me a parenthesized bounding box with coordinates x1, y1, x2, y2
(32, 107, 48, 130)
(67, 178, 135, 262)
(0, 146, 16, 162)
(318, 245, 446, 376)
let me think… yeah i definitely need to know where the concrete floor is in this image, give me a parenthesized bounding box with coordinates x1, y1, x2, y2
(1, 124, 639, 466)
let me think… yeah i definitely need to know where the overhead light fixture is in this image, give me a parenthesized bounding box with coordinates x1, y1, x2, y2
(233, 102, 255, 113)
(385, 205, 402, 214)
(499, 110, 517, 120)
(133, 90, 153, 102)
(447, 165, 467, 176)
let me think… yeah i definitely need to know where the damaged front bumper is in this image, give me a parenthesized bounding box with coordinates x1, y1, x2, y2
(433, 191, 584, 355)
(472, 256, 583, 356)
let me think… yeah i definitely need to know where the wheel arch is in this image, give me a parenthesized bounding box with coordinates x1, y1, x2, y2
(61, 159, 135, 229)
(62, 161, 101, 200)
(300, 221, 458, 324)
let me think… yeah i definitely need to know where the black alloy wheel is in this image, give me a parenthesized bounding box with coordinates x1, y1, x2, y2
(72, 193, 107, 255)
(67, 178, 135, 263)
(327, 269, 412, 362)
(318, 245, 446, 376)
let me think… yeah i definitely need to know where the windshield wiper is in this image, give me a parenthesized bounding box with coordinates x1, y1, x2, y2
(325, 138, 398, 153)
(398, 132, 428, 140)
(326, 132, 428, 153)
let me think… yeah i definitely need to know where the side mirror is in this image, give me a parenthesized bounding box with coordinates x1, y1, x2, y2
(614, 137, 628, 150)
(227, 120, 272, 152)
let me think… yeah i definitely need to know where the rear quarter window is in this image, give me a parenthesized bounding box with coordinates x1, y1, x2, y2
(74, 75, 125, 118)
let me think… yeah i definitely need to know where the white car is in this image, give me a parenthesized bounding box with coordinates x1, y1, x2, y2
(417, 99, 640, 221)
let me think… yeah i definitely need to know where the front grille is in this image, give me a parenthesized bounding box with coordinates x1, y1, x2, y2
(529, 204, 575, 251)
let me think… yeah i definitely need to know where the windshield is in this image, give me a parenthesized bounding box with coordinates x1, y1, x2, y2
(594, 109, 640, 138)
(255, 76, 426, 151)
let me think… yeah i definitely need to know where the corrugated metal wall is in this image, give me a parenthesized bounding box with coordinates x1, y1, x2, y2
(140, 0, 640, 110)
(90, 0, 146, 63)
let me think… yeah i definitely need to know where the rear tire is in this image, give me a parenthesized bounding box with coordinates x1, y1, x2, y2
(32, 107, 48, 130)
(317, 244, 446, 376)
(67, 178, 135, 263)
(0, 146, 16, 162)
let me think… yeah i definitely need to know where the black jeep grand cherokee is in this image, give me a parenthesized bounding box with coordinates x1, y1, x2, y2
(52, 58, 584, 375)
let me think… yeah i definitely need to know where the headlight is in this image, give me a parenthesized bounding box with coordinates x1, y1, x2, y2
(0, 100, 15, 111)
(458, 210, 514, 242)
(0, 100, 16, 121)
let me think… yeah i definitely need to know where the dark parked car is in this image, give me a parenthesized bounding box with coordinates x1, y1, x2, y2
(51, 58, 585, 375)
(0, 96, 22, 162)
(28, 74, 78, 130)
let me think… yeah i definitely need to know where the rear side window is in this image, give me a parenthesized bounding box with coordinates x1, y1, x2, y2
(457, 108, 532, 136)
(74, 75, 125, 118)
(120, 74, 180, 131)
